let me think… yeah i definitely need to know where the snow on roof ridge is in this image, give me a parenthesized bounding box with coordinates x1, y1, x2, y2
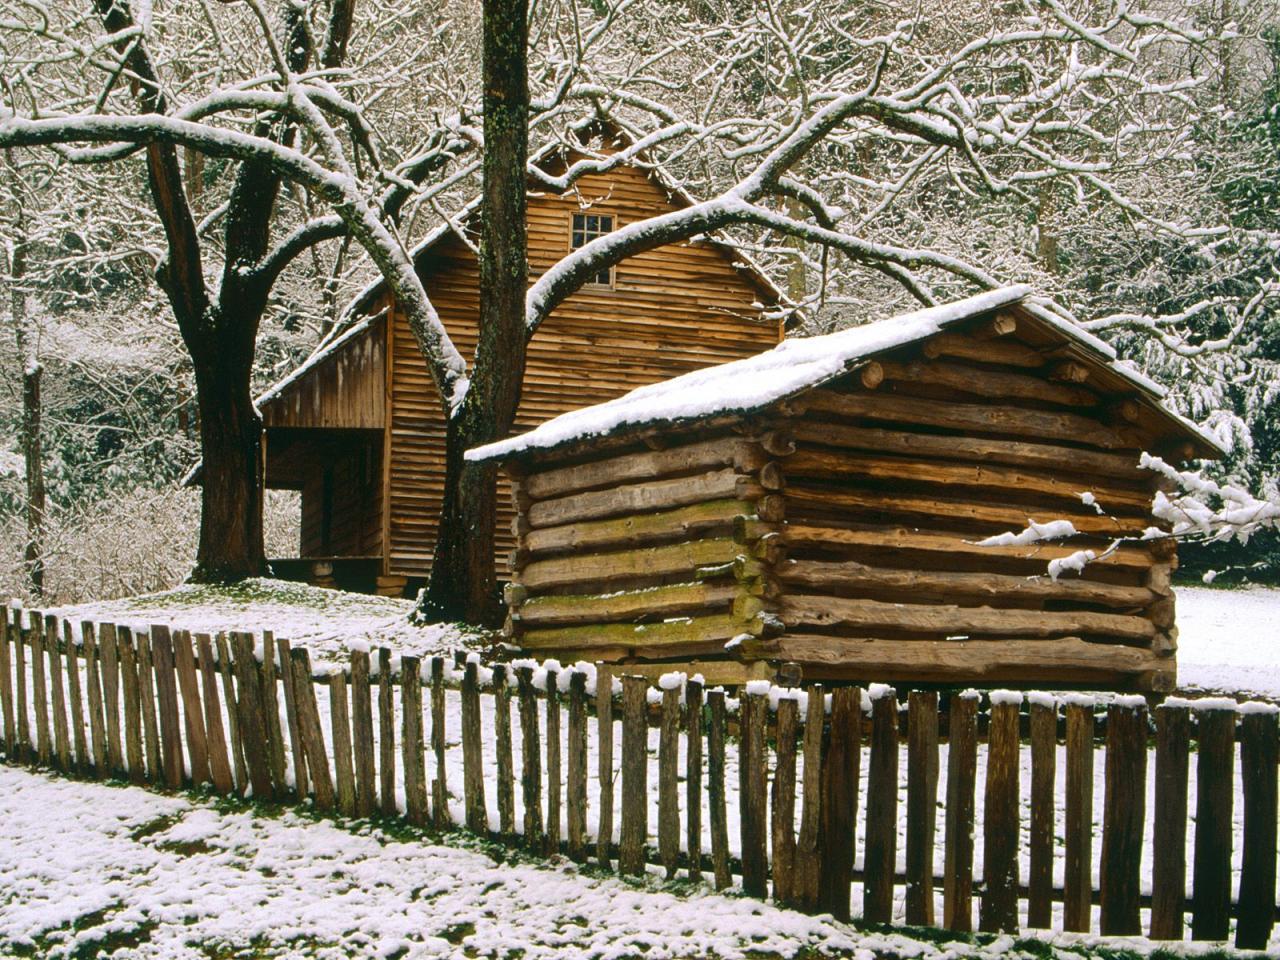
(468, 286, 1031, 462)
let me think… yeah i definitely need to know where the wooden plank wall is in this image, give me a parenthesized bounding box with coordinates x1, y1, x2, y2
(385, 162, 779, 579)
(261, 319, 386, 430)
(298, 436, 384, 558)
(770, 318, 1178, 690)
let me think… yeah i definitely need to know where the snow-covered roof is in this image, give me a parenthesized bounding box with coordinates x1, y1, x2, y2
(467, 286, 1225, 463)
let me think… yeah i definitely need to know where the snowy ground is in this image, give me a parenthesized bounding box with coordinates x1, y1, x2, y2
(1173, 585, 1280, 700)
(45, 578, 481, 666)
(0, 763, 1257, 960)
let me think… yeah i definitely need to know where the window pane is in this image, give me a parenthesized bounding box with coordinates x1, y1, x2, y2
(572, 213, 585, 231)
(599, 215, 613, 231)
(572, 232, 584, 248)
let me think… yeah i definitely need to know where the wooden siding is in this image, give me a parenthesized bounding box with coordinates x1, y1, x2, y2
(262, 318, 385, 430)
(386, 162, 779, 579)
(298, 434, 384, 558)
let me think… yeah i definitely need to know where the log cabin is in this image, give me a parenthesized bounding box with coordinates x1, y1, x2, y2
(468, 286, 1224, 691)
(247, 138, 785, 595)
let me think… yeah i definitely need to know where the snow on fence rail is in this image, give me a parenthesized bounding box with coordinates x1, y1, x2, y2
(1, 607, 1277, 950)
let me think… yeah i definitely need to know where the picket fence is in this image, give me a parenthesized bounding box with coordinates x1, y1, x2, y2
(0, 606, 1276, 950)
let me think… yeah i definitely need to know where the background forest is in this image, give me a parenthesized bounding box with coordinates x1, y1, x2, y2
(1, 0, 1278, 603)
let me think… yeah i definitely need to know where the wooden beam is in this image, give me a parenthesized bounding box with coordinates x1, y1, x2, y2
(521, 612, 760, 652)
(779, 594, 1159, 641)
(921, 332, 1045, 368)
(789, 421, 1145, 480)
(516, 581, 739, 625)
(875, 359, 1099, 408)
(783, 449, 1153, 511)
(784, 484, 1152, 537)
(781, 521, 1154, 571)
(524, 435, 763, 500)
(806, 389, 1132, 450)
(520, 537, 744, 590)
(776, 635, 1172, 685)
(523, 498, 753, 556)
(528, 467, 761, 529)
(779, 559, 1156, 609)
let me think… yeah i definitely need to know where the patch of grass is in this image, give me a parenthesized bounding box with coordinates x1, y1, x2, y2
(155, 838, 216, 856)
(129, 812, 183, 841)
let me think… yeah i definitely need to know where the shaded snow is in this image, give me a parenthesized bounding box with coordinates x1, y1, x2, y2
(45, 578, 480, 666)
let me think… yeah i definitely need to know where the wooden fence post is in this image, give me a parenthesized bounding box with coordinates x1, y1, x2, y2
(943, 691, 977, 932)
(772, 695, 799, 907)
(905, 690, 939, 927)
(350, 649, 376, 817)
(659, 678, 682, 880)
(685, 676, 704, 883)
(517, 666, 544, 850)
(1236, 707, 1278, 950)
(567, 670, 589, 862)
(821, 686, 860, 921)
(259, 632, 288, 792)
(81, 622, 105, 775)
(980, 693, 1021, 933)
(276, 637, 306, 798)
(15, 610, 31, 764)
(402, 655, 428, 826)
(289, 647, 334, 810)
(796, 684, 824, 912)
(707, 687, 731, 891)
(330, 672, 357, 816)
(230, 632, 273, 799)
(493, 664, 516, 839)
(30, 612, 51, 764)
(546, 667, 562, 852)
(44, 615, 70, 771)
(462, 659, 487, 833)
(1027, 695, 1057, 929)
(135, 630, 160, 787)
(595, 663, 614, 870)
(1149, 702, 1190, 940)
(1063, 696, 1095, 933)
(172, 630, 210, 787)
(430, 657, 446, 827)
(196, 634, 234, 795)
(61, 620, 86, 773)
(151, 626, 184, 790)
(619, 674, 648, 876)
(216, 633, 247, 794)
(0, 610, 14, 759)
(117, 627, 144, 784)
(864, 687, 898, 924)
(1100, 699, 1147, 936)
(1192, 705, 1235, 941)
(377, 647, 394, 816)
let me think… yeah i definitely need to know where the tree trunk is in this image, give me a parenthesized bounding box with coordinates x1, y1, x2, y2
(8, 235, 44, 598)
(188, 321, 267, 583)
(418, 0, 529, 625)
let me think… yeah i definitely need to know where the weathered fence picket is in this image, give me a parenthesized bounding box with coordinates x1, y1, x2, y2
(980, 694, 1020, 933)
(566, 670, 588, 862)
(330, 672, 357, 816)
(493, 664, 516, 839)
(81, 621, 105, 773)
(377, 647, 394, 816)
(45, 615, 70, 771)
(136, 631, 161, 782)
(864, 688, 898, 924)
(61, 620, 86, 773)
(619, 674, 647, 876)
(350, 648, 376, 816)
(659, 681, 680, 880)
(820, 685, 859, 921)
(461, 659, 486, 833)
(545, 667, 562, 852)
(771, 695, 798, 907)
(118, 627, 144, 783)
(1100, 701, 1147, 936)
(1150, 701, 1191, 940)
(685, 676, 704, 883)
(173, 630, 210, 787)
(197, 634, 234, 795)
(943, 691, 977, 932)
(216, 633, 246, 793)
(595, 663, 614, 871)
(1237, 707, 1278, 950)
(706, 687, 730, 891)
(152, 626, 184, 790)
(1192, 705, 1235, 941)
(402, 655, 428, 826)
(30, 613, 50, 764)
(290, 646, 334, 811)
(905, 690, 938, 927)
(429, 657, 446, 828)
(1027, 696, 1056, 929)
(1063, 698, 1094, 932)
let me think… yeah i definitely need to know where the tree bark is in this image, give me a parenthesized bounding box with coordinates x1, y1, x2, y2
(418, 0, 528, 625)
(6, 232, 45, 598)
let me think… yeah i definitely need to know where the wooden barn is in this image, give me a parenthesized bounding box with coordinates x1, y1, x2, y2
(469, 287, 1224, 691)
(248, 138, 784, 595)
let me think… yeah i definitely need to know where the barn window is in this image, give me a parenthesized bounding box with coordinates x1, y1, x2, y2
(570, 213, 615, 286)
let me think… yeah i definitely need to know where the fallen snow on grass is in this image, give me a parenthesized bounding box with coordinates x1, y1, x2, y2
(1174, 585, 1280, 700)
(44, 578, 484, 666)
(0, 763, 1160, 960)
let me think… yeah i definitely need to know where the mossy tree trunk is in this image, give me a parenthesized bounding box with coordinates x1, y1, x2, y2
(418, 0, 529, 625)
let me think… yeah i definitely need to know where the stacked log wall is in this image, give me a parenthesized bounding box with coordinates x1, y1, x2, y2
(504, 429, 790, 672)
(768, 321, 1178, 690)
